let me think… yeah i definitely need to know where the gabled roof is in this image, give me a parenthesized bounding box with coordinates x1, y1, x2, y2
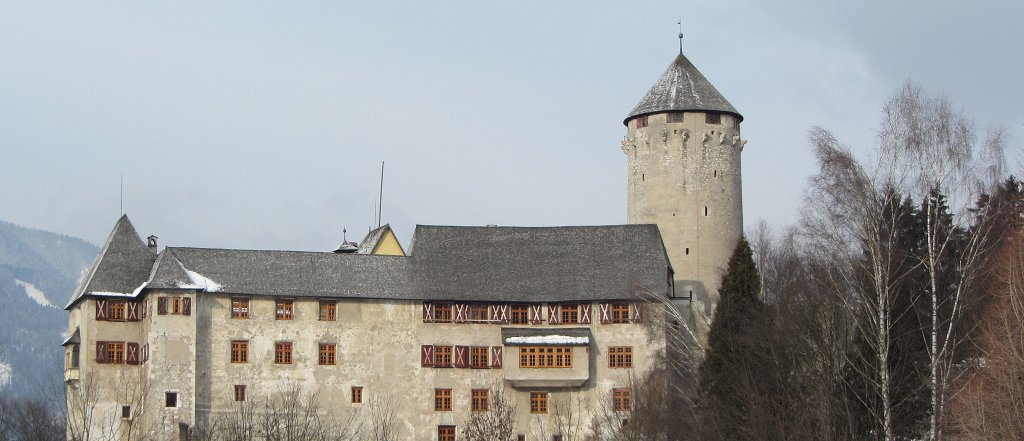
(146, 248, 412, 299)
(78, 220, 673, 303)
(625, 52, 742, 124)
(65, 215, 156, 309)
(409, 224, 672, 302)
(357, 224, 405, 256)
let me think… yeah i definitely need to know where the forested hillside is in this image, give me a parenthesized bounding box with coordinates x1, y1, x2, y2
(0, 220, 98, 398)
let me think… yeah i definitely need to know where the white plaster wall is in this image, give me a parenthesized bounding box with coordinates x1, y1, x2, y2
(623, 111, 744, 324)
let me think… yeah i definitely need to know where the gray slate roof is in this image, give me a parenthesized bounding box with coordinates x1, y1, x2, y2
(409, 225, 671, 302)
(65, 215, 156, 308)
(147, 248, 412, 299)
(625, 52, 742, 124)
(71, 223, 672, 305)
(356, 224, 391, 254)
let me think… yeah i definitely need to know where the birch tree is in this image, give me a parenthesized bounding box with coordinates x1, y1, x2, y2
(879, 82, 1006, 440)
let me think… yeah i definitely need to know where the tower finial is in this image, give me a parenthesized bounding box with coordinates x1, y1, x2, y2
(677, 19, 684, 54)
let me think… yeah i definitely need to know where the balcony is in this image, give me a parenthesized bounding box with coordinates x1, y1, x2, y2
(500, 328, 591, 388)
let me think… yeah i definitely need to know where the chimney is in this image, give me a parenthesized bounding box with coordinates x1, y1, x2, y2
(147, 235, 158, 249)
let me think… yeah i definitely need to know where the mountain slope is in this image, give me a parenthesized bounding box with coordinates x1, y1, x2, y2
(0, 220, 98, 398)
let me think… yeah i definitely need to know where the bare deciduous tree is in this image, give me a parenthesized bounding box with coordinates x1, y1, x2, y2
(879, 82, 1006, 441)
(462, 386, 517, 441)
(196, 383, 365, 441)
(949, 195, 1024, 440)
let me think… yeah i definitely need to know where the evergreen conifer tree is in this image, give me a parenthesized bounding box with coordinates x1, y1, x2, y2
(698, 237, 768, 440)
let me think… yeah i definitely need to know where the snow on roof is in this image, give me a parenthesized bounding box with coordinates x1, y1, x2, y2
(504, 335, 590, 345)
(184, 269, 222, 292)
(90, 281, 148, 298)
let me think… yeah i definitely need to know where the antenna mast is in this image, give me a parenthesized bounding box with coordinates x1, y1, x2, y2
(377, 161, 384, 228)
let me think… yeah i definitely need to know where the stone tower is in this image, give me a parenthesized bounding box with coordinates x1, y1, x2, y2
(622, 49, 745, 327)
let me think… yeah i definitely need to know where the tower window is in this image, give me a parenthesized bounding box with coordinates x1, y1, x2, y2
(713, 170, 717, 177)
(165, 392, 178, 408)
(685, 247, 689, 255)
(667, 112, 684, 123)
(706, 113, 721, 125)
(235, 385, 247, 402)
(704, 206, 709, 216)
(636, 116, 648, 128)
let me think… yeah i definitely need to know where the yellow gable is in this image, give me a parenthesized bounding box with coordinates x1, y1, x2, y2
(372, 229, 405, 256)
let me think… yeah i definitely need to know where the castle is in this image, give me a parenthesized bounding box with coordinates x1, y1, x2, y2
(63, 47, 744, 440)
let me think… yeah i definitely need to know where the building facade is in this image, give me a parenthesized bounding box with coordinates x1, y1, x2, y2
(63, 47, 744, 440)
(64, 216, 673, 440)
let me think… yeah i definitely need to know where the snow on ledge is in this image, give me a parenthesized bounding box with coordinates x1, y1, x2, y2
(504, 335, 590, 345)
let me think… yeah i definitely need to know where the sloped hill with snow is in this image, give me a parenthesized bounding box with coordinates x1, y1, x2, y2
(0, 220, 97, 398)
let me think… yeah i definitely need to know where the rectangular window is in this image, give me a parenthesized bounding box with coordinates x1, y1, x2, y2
(231, 298, 250, 319)
(530, 392, 548, 414)
(276, 299, 294, 320)
(433, 303, 452, 322)
(165, 391, 178, 408)
(234, 385, 246, 402)
(608, 347, 633, 368)
(613, 388, 632, 411)
(468, 304, 489, 322)
(319, 300, 337, 321)
(510, 304, 529, 324)
(705, 113, 721, 125)
(275, 342, 293, 364)
(667, 112, 684, 123)
(107, 342, 125, 364)
(351, 386, 363, 404)
(560, 304, 579, 324)
(611, 303, 630, 323)
(319, 343, 336, 366)
(121, 405, 131, 419)
(438, 425, 456, 441)
(435, 388, 452, 411)
(471, 389, 489, 412)
(434, 346, 453, 368)
(71, 345, 80, 369)
(519, 346, 572, 368)
(470, 347, 489, 368)
(171, 297, 182, 315)
(231, 340, 249, 364)
(636, 115, 649, 128)
(107, 301, 127, 321)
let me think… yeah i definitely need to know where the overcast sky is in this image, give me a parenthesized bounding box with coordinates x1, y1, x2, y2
(1, 1, 1021, 251)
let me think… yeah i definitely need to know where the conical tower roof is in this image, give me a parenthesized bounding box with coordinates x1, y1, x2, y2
(65, 214, 157, 308)
(625, 52, 742, 124)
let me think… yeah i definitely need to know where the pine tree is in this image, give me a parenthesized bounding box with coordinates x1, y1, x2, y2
(698, 237, 768, 441)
